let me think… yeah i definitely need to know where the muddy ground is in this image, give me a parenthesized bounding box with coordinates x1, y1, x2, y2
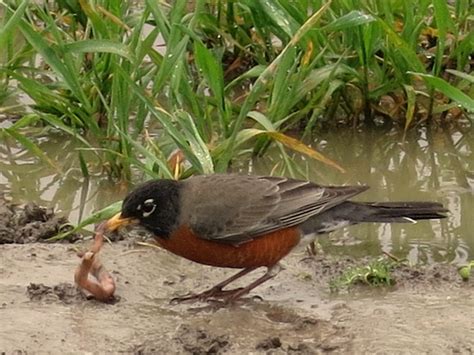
(1, 198, 473, 354)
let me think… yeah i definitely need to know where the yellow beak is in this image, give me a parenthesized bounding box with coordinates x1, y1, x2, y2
(103, 212, 138, 232)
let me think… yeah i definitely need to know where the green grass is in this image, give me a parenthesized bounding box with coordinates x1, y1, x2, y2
(0, 0, 473, 182)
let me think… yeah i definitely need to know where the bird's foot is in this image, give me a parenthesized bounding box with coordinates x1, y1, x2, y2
(302, 241, 325, 260)
(305, 241, 318, 256)
(170, 286, 246, 305)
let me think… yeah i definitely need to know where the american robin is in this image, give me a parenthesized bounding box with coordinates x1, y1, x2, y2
(102, 174, 447, 303)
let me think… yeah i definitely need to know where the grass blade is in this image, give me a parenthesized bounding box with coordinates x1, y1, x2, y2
(446, 70, 474, 84)
(194, 40, 225, 114)
(63, 40, 134, 62)
(322, 11, 375, 32)
(403, 84, 416, 133)
(377, 17, 426, 74)
(409, 72, 474, 112)
(47, 201, 123, 241)
(17, 18, 92, 112)
(0, 0, 29, 44)
(177, 111, 214, 174)
(266, 131, 346, 173)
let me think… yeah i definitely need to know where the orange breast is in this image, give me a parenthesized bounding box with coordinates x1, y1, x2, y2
(155, 226, 301, 268)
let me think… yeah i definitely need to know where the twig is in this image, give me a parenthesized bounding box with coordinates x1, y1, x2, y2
(382, 250, 401, 262)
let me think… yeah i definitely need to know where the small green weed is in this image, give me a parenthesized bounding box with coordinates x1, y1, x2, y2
(329, 254, 405, 292)
(457, 261, 474, 281)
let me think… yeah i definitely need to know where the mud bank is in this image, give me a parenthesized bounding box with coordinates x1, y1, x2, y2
(1, 240, 473, 354)
(0, 198, 473, 354)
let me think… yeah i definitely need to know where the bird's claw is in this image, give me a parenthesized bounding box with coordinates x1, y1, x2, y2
(170, 287, 246, 304)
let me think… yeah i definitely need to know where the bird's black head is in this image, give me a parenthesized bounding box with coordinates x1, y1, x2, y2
(119, 179, 181, 238)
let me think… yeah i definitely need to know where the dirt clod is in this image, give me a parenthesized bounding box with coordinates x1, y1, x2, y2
(26, 283, 86, 304)
(175, 325, 230, 355)
(0, 195, 79, 244)
(256, 336, 282, 350)
(287, 343, 313, 354)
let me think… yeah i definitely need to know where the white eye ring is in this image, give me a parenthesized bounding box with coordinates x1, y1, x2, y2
(142, 199, 156, 217)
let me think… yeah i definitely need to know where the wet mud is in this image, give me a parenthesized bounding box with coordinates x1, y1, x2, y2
(1, 200, 473, 354)
(0, 195, 78, 244)
(26, 282, 87, 304)
(305, 254, 469, 291)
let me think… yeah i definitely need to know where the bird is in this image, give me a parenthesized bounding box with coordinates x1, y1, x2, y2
(102, 174, 447, 303)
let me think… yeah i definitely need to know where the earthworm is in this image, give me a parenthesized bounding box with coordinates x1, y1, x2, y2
(74, 222, 116, 302)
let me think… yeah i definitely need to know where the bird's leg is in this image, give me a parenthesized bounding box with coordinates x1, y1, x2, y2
(171, 264, 283, 304)
(220, 263, 283, 303)
(306, 241, 317, 256)
(171, 267, 258, 304)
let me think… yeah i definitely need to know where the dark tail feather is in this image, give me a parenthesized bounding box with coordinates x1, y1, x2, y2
(351, 201, 448, 223)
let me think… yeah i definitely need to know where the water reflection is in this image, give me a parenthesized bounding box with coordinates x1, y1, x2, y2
(250, 126, 473, 264)
(0, 134, 123, 224)
(0, 126, 472, 264)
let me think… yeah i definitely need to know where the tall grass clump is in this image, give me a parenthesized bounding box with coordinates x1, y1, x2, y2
(0, 0, 472, 182)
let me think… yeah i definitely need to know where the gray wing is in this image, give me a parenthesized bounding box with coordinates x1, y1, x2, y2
(178, 174, 368, 244)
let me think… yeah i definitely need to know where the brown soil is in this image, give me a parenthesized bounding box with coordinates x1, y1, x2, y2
(1, 199, 473, 354)
(26, 282, 87, 304)
(304, 254, 468, 291)
(0, 195, 79, 244)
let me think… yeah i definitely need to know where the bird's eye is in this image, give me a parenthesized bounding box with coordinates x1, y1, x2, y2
(141, 199, 156, 217)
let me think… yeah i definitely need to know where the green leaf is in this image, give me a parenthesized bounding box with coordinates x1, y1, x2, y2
(446, 70, 474, 84)
(114, 126, 174, 179)
(7, 114, 41, 130)
(247, 111, 276, 131)
(432, 0, 453, 76)
(17, 17, 92, 112)
(224, 65, 267, 92)
(269, 45, 298, 120)
(193, 40, 225, 112)
(78, 151, 90, 178)
(115, 65, 204, 171)
(403, 84, 416, 132)
(40, 114, 94, 149)
(153, 35, 189, 93)
(409, 72, 474, 112)
(322, 11, 375, 32)
(63, 40, 134, 62)
(177, 111, 214, 174)
(257, 0, 300, 37)
(78, 0, 109, 38)
(0, 0, 29, 45)
(219, 127, 345, 173)
(47, 201, 123, 241)
(377, 17, 426, 73)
